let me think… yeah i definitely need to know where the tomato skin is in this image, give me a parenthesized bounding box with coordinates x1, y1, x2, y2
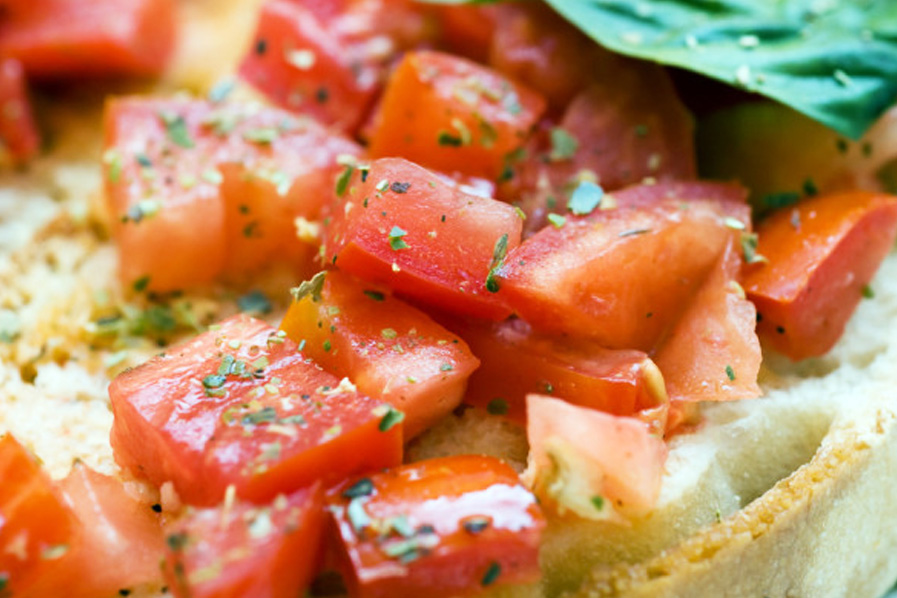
(328, 456, 544, 598)
(655, 244, 761, 403)
(26, 463, 166, 598)
(431, 5, 499, 63)
(0, 58, 40, 165)
(279, 271, 481, 439)
(368, 51, 547, 180)
(0, 0, 175, 79)
(524, 395, 667, 520)
(446, 317, 667, 432)
(0, 434, 75, 596)
(496, 183, 749, 351)
(103, 97, 360, 292)
(743, 191, 897, 360)
(322, 158, 524, 321)
(163, 484, 325, 598)
(109, 314, 403, 507)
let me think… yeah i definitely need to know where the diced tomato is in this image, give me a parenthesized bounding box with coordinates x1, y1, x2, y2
(109, 314, 403, 506)
(0, 0, 176, 79)
(280, 270, 481, 439)
(0, 58, 40, 165)
(524, 395, 667, 520)
(445, 317, 667, 432)
(328, 455, 544, 598)
(103, 97, 360, 292)
(239, 0, 428, 133)
(495, 183, 749, 351)
(430, 4, 500, 62)
(655, 244, 761, 403)
(488, 2, 623, 110)
(743, 191, 897, 360)
(26, 463, 166, 597)
(368, 51, 546, 180)
(163, 484, 325, 598)
(0, 434, 75, 596)
(322, 157, 524, 320)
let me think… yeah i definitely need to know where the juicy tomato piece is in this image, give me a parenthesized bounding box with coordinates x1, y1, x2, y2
(329, 456, 544, 598)
(163, 484, 325, 598)
(431, 4, 500, 62)
(0, 58, 40, 165)
(280, 270, 481, 439)
(743, 191, 897, 360)
(0, 0, 175, 79)
(0, 434, 75, 595)
(239, 0, 428, 133)
(26, 463, 166, 597)
(446, 317, 667, 432)
(322, 158, 524, 320)
(368, 51, 546, 180)
(103, 97, 360, 292)
(524, 395, 667, 520)
(109, 314, 403, 506)
(496, 183, 749, 351)
(655, 244, 761, 403)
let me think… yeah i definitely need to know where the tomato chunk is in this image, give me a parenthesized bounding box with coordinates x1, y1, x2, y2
(329, 456, 544, 598)
(109, 314, 403, 506)
(163, 484, 325, 598)
(655, 244, 761, 403)
(743, 191, 897, 360)
(496, 183, 749, 351)
(0, 0, 175, 79)
(0, 434, 75, 595)
(26, 463, 167, 597)
(368, 51, 546, 180)
(524, 395, 667, 520)
(322, 157, 524, 320)
(0, 59, 40, 165)
(280, 270, 480, 439)
(103, 97, 360, 292)
(431, 4, 500, 63)
(446, 317, 667, 432)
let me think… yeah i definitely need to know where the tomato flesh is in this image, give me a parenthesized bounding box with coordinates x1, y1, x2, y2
(446, 317, 667, 432)
(743, 191, 897, 360)
(0, 58, 40, 165)
(368, 51, 546, 180)
(163, 484, 325, 598)
(322, 157, 524, 320)
(0, 0, 176, 79)
(103, 97, 360, 292)
(655, 244, 762, 403)
(109, 314, 403, 506)
(525, 395, 667, 520)
(279, 270, 481, 439)
(328, 455, 544, 598)
(0, 434, 75, 595)
(496, 182, 749, 351)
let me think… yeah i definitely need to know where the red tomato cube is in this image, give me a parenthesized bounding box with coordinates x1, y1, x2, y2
(109, 314, 403, 506)
(0, 0, 176, 79)
(368, 51, 546, 180)
(328, 456, 544, 598)
(103, 97, 360, 292)
(496, 182, 748, 351)
(322, 157, 524, 320)
(744, 191, 897, 360)
(0, 434, 76, 596)
(525, 395, 667, 520)
(0, 58, 40, 165)
(279, 270, 481, 439)
(447, 317, 668, 432)
(163, 484, 325, 598)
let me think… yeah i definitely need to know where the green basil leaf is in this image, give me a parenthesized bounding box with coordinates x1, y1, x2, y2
(542, 0, 897, 139)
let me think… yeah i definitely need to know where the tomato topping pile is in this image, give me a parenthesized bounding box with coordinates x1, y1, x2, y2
(329, 456, 545, 598)
(8, 0, 897, 596)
